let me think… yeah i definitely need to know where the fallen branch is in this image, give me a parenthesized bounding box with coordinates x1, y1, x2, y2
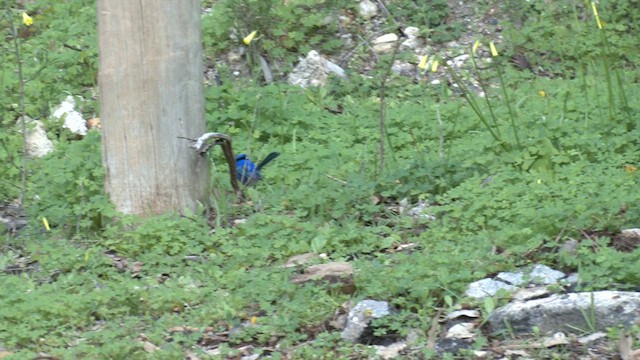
(181, 132, 242, 199)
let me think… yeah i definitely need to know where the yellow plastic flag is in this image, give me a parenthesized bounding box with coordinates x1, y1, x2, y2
(489, 42, 499, 57)
(472, 40, 481, 55)
(42, 217, 50, 231)
(243, 30, 258, 45)
(22, 12, 33, 26)
(418, 55, 428, 69)
(591, 2, 603, 29)
(431, 60, 439, 72)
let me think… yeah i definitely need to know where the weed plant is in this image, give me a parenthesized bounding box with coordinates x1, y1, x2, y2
(1, 0, 640, 358)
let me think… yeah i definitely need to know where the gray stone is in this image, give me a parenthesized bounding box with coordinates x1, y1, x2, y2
(401, 26, 422, 50)
(282, 253, 318, 268)
(577, 332, 606, 344)
(391, 61, 414, 76)
(291, 261, 353, 284)
(529, 264, 566, 284)
(404, 26, 420, 38)
(560, 238, 578, 255)
(495, 271, 524, 285)
(445, 322, 476, 339)
(373, 33, 399, 54)
(450, 54, 470, 68)
(406, 200, 436, 221)
(371, 341, 407, 359)
(288, 50, 344, 88)
(465, 278, 516, 299)
(358, 0, 378, 20)
(341, 299, 393, 342)
(496, 264, 566, 286)
(563, 273, 580, 285)
(512, 286, 551, 302)
(489, 291, 640, 335)
(325, 59, 346, 79)
(621, 228, 640, 241)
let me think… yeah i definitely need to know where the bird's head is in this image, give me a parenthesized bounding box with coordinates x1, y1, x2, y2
(236, 153, 248, 161)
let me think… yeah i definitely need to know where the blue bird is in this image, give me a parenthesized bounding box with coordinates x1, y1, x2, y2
(236, 152, 280, 185)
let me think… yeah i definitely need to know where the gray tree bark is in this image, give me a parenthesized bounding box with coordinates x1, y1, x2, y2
(98, 0, 208, 215)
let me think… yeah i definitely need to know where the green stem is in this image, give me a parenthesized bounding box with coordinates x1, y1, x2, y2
(445, 65, 506, 151)
(6, 3, 28, 205)
(470, 54, 501, 137)
(494, 59, 520, 148)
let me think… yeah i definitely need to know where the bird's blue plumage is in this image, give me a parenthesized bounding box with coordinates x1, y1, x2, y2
(236, 152, 280, 185)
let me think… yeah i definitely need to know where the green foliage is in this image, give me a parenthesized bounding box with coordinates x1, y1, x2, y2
(1, 0, 98, 118)
(0, 114, 22, 202)
(386, 0, 462, 43)
(501, 0, 640, 72)
(202, 0, 352, 69)
(1, 0, 98, 203)
(102, 212, 212, 259)
(26, 131, 113, 235)
(3, 0, 640, 358)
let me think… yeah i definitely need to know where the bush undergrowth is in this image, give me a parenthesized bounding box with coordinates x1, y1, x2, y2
(2, 0, 640, 358)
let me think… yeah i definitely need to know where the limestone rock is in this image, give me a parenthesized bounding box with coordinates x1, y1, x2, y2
(341, 299, 394, 342)
(288, 50, 346, 88)
(53, 95, 87, 136)
(489, 291, 640, 335)
(358, 0, 378, 20)
(373, 33, 399, 54)
(401, 26, 422, 50)
(25, 119, 54, 157)
(465, 278, 516, 299)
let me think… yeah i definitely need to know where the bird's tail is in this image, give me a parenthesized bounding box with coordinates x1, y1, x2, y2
(256, 151, 280, 170)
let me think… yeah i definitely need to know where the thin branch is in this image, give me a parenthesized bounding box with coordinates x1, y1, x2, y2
(376, 32, 402, 176)
(6, 3, 28, 205)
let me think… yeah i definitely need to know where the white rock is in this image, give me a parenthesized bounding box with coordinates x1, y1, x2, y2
(341, 300, 393, 341)
(53, 95, 87, 135)
(497, 264, 566, 286)
(621, 228, 640, 239)
(325, 59, 346, 79)
(577, 332, 606, 344)
(391, 61, 414, 75)
(512, 286, 551, 302)
(25, 119, 54, 157)
(401, 27, 422, 50)
(288, 50, 330, 88)
(451, 54, 470, 67)
(373, 33, 399, 54)
(287, 51, 345, 88)
(473, 350, 490, 358)
(529, 264, 566, 284)
(372, 341, 407, 360)
(542, 332, 569, 347)
(445, 322, 476, 339)
(465, 278, 516, 299)
(404, 26, 420, 38)
(496, 271, 524, 285)
(359, 0, 378, 20)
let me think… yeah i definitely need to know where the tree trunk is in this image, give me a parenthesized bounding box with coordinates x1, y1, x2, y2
(98, 0, 208, 215)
